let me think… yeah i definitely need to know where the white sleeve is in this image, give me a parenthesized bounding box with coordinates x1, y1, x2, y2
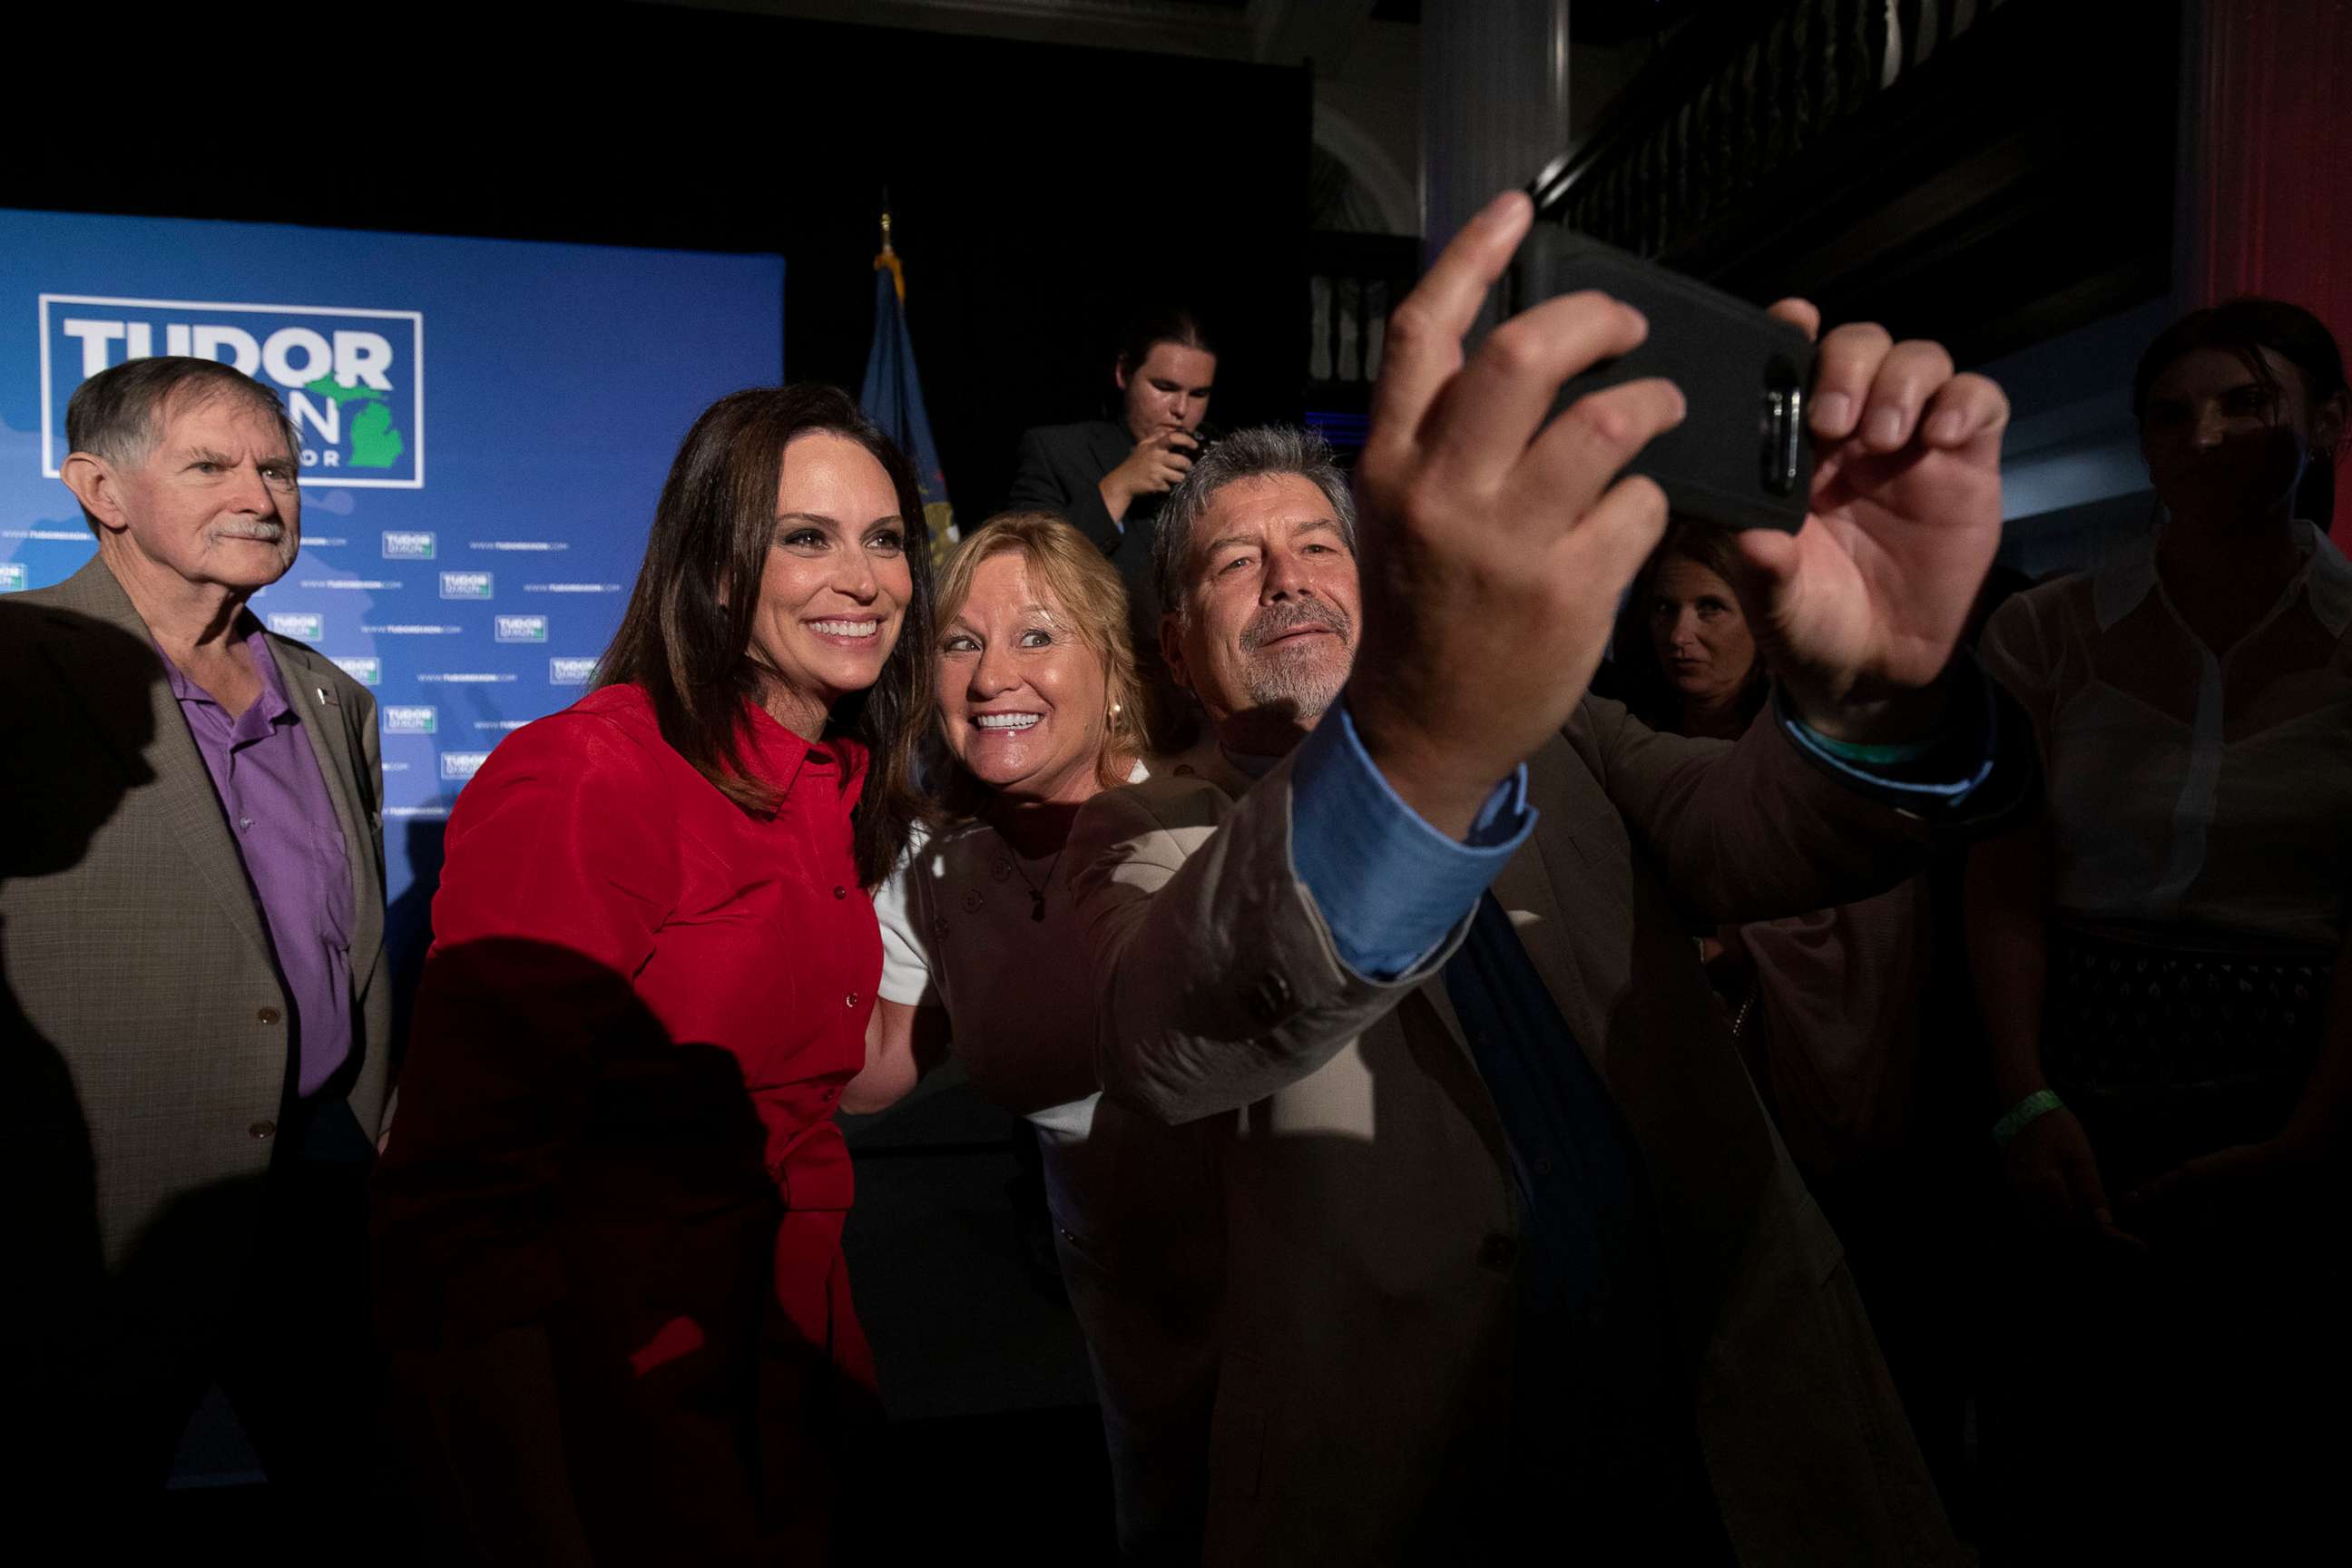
(872, 856, 940, 1008)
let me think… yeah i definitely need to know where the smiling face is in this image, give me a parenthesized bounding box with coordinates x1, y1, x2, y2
(747, 429, 913, 735)
(2140, 345, 2330, 530)
(1166, 471, 1359, 750)
(83, 388, 302, 594)
(1645, 554, 1758, 713)
(937, 549, 1112, 807)
(1117, 340, 1217, 444)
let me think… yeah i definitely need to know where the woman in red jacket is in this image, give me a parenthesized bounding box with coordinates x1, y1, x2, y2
(374, 384, 934, 1563)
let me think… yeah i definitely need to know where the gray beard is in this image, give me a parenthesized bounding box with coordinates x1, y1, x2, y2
(1240, 652, 1346, 724)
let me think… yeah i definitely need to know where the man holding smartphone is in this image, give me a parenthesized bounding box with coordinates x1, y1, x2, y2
(1064, 191, 2024, 1561)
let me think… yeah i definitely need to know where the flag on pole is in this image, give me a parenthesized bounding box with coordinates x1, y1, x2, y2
(859, 211, 957, 566)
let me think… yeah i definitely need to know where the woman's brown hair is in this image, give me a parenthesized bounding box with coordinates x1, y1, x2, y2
(928, 510, 1143, 822)
(2132, 296, 2348, 528)
(596, 384, 935, 887)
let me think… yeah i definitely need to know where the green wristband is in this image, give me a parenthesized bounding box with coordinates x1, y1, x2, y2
(1992, 1089, 2064, 1147)
(1799, 728, 1941, 767)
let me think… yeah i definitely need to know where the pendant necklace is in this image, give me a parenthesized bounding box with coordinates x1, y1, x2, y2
(990, 823, 1065, 923)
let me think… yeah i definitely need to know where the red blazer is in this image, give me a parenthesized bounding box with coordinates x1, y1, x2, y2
(375, 683, 880, 1559)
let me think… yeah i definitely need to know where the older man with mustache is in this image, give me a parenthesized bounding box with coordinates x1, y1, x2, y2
(1065, 192, 2030, 1563)
(3, 355, 388, 1535)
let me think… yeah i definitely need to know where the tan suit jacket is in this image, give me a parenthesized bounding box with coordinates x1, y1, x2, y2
(1067, 697, 1965, 1565)
(1, 555, 390, 1291)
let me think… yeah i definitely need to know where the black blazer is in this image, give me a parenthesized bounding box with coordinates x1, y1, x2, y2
(1007, 418, 1166, 564)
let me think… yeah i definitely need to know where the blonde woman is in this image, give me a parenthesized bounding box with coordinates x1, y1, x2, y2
(851, 512, 1220, 1560)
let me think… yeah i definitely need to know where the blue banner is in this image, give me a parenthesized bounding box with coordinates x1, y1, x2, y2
(1, 209, 785, 909)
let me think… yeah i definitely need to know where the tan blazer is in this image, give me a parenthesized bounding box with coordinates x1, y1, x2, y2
(1, 556, 390, 1289)
(1067, 698, 1964, 1565)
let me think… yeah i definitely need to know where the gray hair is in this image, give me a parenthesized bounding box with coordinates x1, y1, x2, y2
(1151, 425, 1357, 614)
(64, 357, 303, 529)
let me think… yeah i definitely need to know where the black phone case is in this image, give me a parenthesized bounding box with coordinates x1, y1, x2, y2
(1504, 226, 1816, 533)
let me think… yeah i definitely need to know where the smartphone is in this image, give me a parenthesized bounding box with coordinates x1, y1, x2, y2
(1503, 224, 1816, 533)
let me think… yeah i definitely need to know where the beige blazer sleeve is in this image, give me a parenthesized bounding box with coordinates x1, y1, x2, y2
(1066, 748, 1470, 1125)
(1070, 699, 1946, 1127)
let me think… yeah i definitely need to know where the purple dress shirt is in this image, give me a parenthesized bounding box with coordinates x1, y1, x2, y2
(160, 621, 356, 1097)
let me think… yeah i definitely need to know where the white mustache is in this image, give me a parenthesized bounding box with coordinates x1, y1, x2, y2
(215, 521, 288, 543)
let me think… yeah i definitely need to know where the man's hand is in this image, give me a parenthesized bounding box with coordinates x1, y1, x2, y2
(1349, 191, 1686, 838)
(1731, 308, 2012, 741)
(1100, 430, 1198, 518)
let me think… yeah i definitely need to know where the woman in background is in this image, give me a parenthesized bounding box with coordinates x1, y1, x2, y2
(374, 386, 935, 1563)
(1608, 518, 1771, 740)
(1610, 519, 1974, 1513)
(1969, 299, 2351, 1558)
(851, 512, 1221, 1563)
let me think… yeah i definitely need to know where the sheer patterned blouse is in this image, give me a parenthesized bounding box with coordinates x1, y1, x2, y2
(1980, 521, 2352, 953)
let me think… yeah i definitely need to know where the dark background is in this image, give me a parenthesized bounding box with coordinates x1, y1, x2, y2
(9, 3, 1310, 525)
(1536, 0, 2181, 369)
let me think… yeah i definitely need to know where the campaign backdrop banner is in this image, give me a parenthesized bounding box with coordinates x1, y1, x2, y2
(1, 208, 785, 913)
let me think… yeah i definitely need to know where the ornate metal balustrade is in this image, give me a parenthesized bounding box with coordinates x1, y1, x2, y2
(1300, 0, 2171, 424)
(1540, 0, 2010, 260)
(1531, 0, 2173, 365)
(1301, 230, 1421, 456)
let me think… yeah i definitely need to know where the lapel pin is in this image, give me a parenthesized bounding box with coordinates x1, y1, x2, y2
(316, 685, 338, 708)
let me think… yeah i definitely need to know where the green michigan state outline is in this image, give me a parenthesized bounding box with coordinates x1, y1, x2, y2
(302, 375, 408, 470)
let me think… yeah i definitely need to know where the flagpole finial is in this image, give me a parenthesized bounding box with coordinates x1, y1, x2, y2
(874, 203, 906, 303)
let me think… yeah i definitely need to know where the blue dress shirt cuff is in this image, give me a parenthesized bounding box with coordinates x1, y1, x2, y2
(1289, 701, 1536, 981)
(1777, 654, 2002, 809)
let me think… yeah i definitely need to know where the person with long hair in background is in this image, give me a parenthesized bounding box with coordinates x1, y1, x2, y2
(373, 385, 935, 1563)
(1969, 299, 2352, 1559)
